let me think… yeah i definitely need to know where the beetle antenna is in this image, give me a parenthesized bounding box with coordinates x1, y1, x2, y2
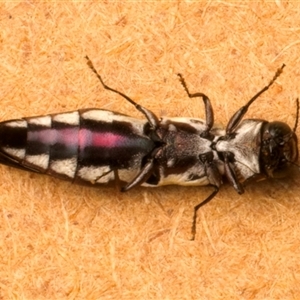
(293, 98, 299, 133)
(289, 160, 300, 168)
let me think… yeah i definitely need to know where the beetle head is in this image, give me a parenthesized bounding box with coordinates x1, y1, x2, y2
(260, 121, 298, 178)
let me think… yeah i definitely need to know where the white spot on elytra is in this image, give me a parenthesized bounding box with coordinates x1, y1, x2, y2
(25, 154, 49, 170)
(50, 157, 77, 178)
(28, 116, 51, 127)
(53, 112, 79, 125)
(81, 109, 147, 134)
(4, 120, 27, 128)
(82, 109, 145, 123)
(2, 147, 25, 159)
(81, 110, 118, 123)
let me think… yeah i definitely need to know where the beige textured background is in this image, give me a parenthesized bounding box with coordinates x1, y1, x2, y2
(1, 1, 300, 299)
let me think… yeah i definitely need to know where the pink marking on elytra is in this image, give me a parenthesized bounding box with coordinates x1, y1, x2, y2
(58, 128, 78, 144)
(79, 129, 126, 148)
(28, 129, 56, 144)
(93, 132, 125, 147)
(29, 128, 130, 149)
(28, 128, 79, 146)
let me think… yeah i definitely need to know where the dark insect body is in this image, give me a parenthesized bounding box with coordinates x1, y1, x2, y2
(0, 58, 298, 239)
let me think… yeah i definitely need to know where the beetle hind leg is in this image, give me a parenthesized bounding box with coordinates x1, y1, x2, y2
(191, 186, 219, 241)
(121, 158, 154, 192)
(85, 56, 160, 129)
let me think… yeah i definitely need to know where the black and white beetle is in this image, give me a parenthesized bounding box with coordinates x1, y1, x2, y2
(0, 58, 298, 239)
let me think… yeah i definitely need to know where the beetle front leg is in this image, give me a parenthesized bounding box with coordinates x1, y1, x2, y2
(223, 153, 244, 194)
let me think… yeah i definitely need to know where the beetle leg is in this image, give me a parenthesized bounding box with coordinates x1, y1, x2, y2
(177, 73, 214, 136)
(91, 169, 115, 185)
(121, 158, 154, 191)
(191, 186, 219, 241)
(223, 153, 244, 194)
(86, 56, 159, 129)
(113, 169, 121, 191)
(191, 152, 222, 240)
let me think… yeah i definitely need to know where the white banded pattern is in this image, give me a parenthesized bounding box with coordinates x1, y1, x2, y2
(26, 154, 49, 170)
(23, 116, 52, 170)
(2, 147, 26, 160)
(3, 120, 27, 128)
(50, 157, 77, 178)
(53, 111, 80, 125)
(28, 116, 51, 127)
(81, 109, 147, 132)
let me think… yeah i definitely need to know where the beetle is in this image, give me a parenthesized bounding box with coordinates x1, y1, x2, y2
(0, 58, 298, 239)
